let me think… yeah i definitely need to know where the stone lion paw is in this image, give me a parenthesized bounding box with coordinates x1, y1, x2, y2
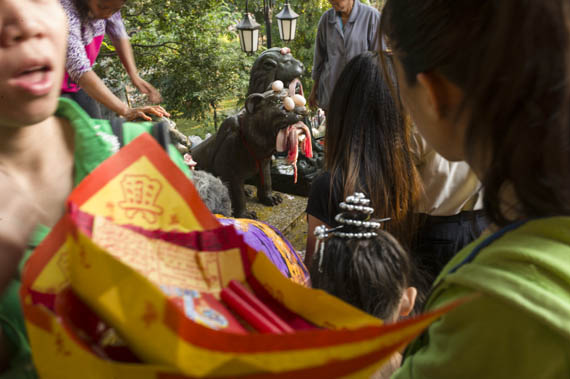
(259, 193, 283, 206)
(234, 209, 258, 219)
(243, 210, 258, 219)
(244, 187, 255, 198)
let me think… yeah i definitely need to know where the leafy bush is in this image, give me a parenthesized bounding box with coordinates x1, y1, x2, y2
(95, 1, 385, 123)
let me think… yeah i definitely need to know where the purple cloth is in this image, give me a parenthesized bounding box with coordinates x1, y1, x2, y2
(217, 217, 310, 286)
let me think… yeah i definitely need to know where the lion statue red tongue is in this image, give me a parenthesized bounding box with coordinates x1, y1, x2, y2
(288, 78, 304, 97)
(276, 121, 313, 183)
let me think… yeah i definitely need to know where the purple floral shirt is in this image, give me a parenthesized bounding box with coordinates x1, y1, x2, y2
(60, 0, 128, 92)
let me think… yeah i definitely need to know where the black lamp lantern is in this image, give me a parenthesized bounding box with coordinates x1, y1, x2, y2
(276, 0, 299, 43)
(236, 4, 261, 54)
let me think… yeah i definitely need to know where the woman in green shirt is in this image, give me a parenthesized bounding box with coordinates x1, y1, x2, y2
(379, 0, 570, 378)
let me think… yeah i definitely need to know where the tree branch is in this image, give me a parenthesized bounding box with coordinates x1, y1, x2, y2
(131, 41, 182, 49)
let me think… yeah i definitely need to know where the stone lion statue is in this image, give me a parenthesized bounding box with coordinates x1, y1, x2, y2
(191, 88, 311, 218)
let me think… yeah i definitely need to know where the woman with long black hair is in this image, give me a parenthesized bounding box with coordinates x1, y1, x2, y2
(305, 51, 421, 264)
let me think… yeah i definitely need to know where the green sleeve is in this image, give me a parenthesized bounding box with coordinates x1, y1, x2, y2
(166, 143, 192, 179)
(393, 294, 570, 379)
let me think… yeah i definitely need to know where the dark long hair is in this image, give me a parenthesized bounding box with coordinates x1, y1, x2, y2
(325, 51, 420, 246)
(381, 0, 570, 226)
(73, 0, 91, 20)
(310, 230, 415, 320)
(73, 0, 127, 20)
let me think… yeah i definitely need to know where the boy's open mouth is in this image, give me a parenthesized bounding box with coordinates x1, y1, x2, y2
(15, 65, 51, 81)
(9, 64, 54, 96)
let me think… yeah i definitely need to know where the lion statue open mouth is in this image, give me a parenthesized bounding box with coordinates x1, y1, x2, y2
(248, 47, 305, 98)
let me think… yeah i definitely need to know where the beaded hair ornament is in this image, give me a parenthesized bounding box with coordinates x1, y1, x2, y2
(314, 193, 391, 272)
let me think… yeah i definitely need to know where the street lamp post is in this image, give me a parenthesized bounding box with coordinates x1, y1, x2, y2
(237, 0, 299, 54)
(263, 0, 275, 49)
(236, 8, 260, 54)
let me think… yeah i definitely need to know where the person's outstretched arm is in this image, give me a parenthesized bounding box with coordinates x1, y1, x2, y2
(77, 71, 168, 121)
(113, 37, 162, 104)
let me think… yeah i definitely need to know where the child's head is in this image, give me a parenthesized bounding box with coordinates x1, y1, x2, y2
(309, 193, 417, 321)
(381, 0, 570, 225)
(325, 51, 420, 246)
(0, 0, 67, 128)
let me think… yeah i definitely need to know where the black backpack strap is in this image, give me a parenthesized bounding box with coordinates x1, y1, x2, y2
(109, 118, 170, 152)
(110, 117, 125, 148)
(151, 120, 171, 152)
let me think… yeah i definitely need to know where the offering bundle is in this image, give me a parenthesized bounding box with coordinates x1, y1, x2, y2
(21, 134, 467, 378)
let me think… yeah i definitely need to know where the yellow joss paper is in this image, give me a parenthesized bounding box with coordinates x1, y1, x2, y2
(21, 134, 471, 378)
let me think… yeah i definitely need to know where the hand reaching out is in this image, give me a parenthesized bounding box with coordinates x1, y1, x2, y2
(127, 75, 170, 121)
(131, 75, 162, 104)
(123, 105, 171, 122)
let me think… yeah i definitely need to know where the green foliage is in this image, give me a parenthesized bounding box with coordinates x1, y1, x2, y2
(94, 0, 384, 123)
(227, 1, 329, 97)
(96, 0, 254, 121)
(176, 97, 236, 138)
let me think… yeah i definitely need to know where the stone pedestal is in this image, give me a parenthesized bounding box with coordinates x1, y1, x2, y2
(244, 185, 307, 253)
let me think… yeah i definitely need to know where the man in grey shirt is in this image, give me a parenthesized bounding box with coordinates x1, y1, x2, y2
(308, 0, 380, 111)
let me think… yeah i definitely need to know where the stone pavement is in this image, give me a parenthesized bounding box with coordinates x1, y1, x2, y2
(244, 185, 308, 256)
